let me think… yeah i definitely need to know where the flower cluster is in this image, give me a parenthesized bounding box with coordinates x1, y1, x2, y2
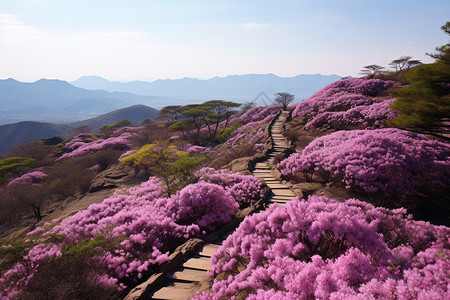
(277, 128, 450, 196)
(6, 171, 47, 188)
(230, 104, 282, 124)
(186, 145, 216, 154)
(196, 167, 266, 207)
(1, 167, 264, 295)
(57, 132, 135, 161)
(226, 127, 266, 147)
(305, 98, 398, 130)
(291, 77, 393, 119)
(195, 196, 449, 299)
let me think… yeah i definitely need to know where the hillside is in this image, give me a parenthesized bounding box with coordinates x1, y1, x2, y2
(0, 121, 73, 153)
(0, 76, 448, 299)
(71, 104, 159, 132)
(0, 78, 161, 125)
(72, 73, 342, 104)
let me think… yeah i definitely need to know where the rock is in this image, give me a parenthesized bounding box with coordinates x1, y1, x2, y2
(123, 273, 165, 300)
(292, 182, 323, 196)
(89, 164, 135, 192)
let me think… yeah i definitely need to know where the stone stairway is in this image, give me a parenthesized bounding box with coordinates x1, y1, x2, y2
(145, 111, 294, 300)
(253, 111, 296, 212)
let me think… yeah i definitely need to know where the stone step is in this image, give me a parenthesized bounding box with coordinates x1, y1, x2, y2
(271, 199, 290, 204)
(272, 195, 295, 200)
(182, 256, 212, 271)
(266, 183, 290, 189)
(198, 244, 220, 257)
(167, 268, 209, 282)
(151, 282, 198, 300)
(271, 189, 296, 196)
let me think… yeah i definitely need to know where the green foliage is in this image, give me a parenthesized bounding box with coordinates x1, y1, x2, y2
(99, 120, 132, 133)
(217, 121, 243, 143)
(120, 141, 206, 193)
(390, 23, 450, 138)
(60, 234, 123, 261)
(0, 157, 35, 172)
(0, 157, 35, 185)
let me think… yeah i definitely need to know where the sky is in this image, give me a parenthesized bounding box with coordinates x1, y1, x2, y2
(0, 0, 449, 82)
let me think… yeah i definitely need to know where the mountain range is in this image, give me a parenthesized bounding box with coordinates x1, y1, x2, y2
(72, 73, 341, 105)
(0, 78, 162, 125)
(0, 104, 158, 154)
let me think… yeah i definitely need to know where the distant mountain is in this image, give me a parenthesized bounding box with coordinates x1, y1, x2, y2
(0, 78, 162, 125)
(0, 121, 73, 154)
(71, 104, 159, 132)
(72, 73, 342, 105)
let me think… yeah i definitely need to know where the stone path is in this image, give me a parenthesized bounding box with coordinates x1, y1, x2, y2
(147, 111, 294, 299)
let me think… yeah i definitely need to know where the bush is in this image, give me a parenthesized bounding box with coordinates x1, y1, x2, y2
(195, 196, 449, 299)
(291, 78, 393, 119)
(1, 168, 261, 295)
(277, 128, 450, 198)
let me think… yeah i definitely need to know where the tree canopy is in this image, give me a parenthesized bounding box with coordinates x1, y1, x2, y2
(389, 22, 450, 139)
(273, 92, 295, 110)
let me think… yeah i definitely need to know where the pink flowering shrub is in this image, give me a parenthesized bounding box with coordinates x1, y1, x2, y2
(57, 132, 135, 161)
(277, 128, 449, 196)
(291, 78, 393, 119)
(186, 145, 215, 154)
(195, 196, 449, 299)
(228, 104, 282, 125)
(169, 182, 238, 231)
(226, 127, 265, 147)
(1, 167, 259, 295)
(196, 167, 266, 208)
(305, 98, 398, 130)
(7, 171, 47, 188)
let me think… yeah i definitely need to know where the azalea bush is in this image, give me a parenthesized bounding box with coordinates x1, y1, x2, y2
(196, 167, 266, 208)
(7, 171, 47, 188)
(304, 98, 397, 130)
(0, 167, 264, 297)
(291, 77, 393, 120)
(277, 128, 449, 197)
(195, 196, 450, 299)
(57, 133, 135, 161)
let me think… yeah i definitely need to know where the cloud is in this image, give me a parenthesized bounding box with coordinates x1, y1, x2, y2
(243, 22, 270, 30)
(0, 14, 42, 41)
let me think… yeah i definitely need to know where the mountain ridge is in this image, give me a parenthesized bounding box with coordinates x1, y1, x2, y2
(71, 73, 342, 102)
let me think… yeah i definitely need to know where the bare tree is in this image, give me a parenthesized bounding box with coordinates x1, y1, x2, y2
(360, 65, 385, 78)
(273, 92, 295, 110)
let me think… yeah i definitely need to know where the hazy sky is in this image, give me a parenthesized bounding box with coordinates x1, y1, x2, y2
(1, 0, 449, 82)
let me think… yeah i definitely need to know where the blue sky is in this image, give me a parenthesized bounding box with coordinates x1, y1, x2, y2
(0, 0, 449, 82)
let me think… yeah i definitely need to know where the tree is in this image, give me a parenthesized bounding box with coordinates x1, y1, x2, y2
(389, 22, 450, 139)
(360, 64, 385, 78)
(273, 92, 295, 110)
(389, 56, 412, 72)
(156, 105, 183, 121)
(406, 59, 422, 70)
(202, 100, 241, 144)
(9, 184, 49, 221)
(120, 141, 204, 194)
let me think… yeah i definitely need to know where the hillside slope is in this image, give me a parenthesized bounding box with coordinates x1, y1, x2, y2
(71, 104, 159, 131)
(0, 121, 73, 153)
(0, 78, 161, 125)
(72, 73, 342, 104)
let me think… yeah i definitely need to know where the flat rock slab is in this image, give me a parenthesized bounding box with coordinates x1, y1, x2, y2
(198, 244, 220, 257)
(266, 183, 290, 189)
(168, 268, 209, 282)
(271, 189, 296, 196)
(151, 282, 199, 300)
(272, 195, 296, 200)
(182, 256, 212, 271)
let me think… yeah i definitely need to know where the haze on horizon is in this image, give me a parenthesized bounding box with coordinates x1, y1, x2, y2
(1, 0, 449, 83)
